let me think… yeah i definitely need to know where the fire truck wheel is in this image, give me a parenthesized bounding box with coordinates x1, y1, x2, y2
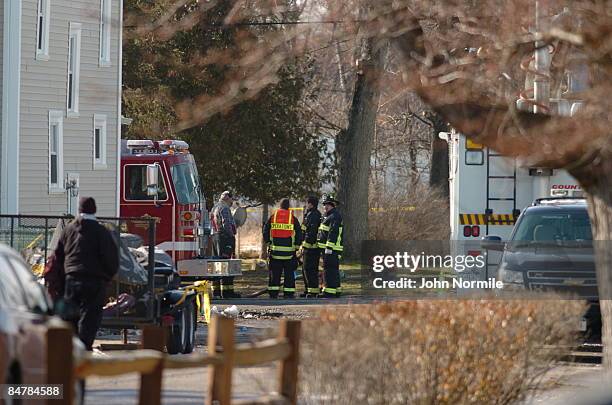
(166, 308, 187, 355)
(182, 301, 197, 354)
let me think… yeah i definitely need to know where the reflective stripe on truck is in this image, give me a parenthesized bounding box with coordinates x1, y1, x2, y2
(459, 213, 516, 225)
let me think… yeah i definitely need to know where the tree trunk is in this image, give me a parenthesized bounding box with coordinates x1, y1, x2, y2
(336, 39, 387, 260)
(260, 204, 269, 259)
(585, 178, 612, 369)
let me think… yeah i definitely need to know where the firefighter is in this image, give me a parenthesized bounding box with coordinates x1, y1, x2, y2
(210, 191, 241, 298)
(317, 195, 343, 298)
(300, 196, 322, 297)
(263, 198, 302, 298)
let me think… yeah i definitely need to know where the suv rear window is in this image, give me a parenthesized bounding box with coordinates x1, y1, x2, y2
(513, 211, 592, 242)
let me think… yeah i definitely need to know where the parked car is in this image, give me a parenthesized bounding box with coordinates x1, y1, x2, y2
(482, 198, 600, 337)
(0, 243, 84, 404)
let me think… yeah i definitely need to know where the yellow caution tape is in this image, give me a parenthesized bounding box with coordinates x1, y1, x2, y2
(175, 280, 211, 324)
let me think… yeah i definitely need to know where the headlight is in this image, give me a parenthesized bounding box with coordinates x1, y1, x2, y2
(499, 266, 525, 285)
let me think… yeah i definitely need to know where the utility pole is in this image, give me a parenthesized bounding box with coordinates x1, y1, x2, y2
(533, 0, 550, 114)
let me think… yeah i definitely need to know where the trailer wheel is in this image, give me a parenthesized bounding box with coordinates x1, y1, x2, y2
(166, 308, 187, 355)
(182, 301, 197, 354)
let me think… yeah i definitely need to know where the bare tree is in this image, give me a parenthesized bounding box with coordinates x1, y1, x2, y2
(127, 0, 612, 366)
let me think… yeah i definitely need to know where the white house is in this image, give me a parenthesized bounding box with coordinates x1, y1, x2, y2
(1, 0, 122, 216)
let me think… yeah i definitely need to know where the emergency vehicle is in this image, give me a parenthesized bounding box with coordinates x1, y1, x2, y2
(120, 139, 241, 280)
(445, 129, 583, 277)
(446, 130, 582, 242)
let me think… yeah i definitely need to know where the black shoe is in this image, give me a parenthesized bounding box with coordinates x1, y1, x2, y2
(322, 292, 339, 298)
(299, 292, 308, 298)
(306, 293, 319, 298)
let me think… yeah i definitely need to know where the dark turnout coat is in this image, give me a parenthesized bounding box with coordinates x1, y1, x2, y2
(56, 218, 119, 282)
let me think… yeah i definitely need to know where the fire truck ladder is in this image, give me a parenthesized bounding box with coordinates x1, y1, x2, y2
(484, 149, 519, 278)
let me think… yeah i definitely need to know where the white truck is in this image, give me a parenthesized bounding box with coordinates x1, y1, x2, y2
(444, 129, 583, 277)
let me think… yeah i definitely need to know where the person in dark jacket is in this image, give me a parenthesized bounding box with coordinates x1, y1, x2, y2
(263, 199, 302, 298)
(300, 196, 322, 297)
(55, 197, 118, 350)
(317, 195, 343, 298)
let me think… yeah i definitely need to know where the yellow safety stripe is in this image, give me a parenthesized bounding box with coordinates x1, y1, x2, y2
(323, 287, 337, 294)
(271, 255, 293, 260)
(271, 245, 295, 252)
(303, 242, 318, 249)
(319, 224, 331, 231)
(220, 285, 234, 290)
(459, 213, 516, 225)
(308, 288, 320, 293)
(318, 242, 327, 248)
(283, 288, 296, 292)
(325, 241, 343, 251)
(268, 286, 281, 291)
(301, 224, 307, 231)
(271, 223, 294, 231)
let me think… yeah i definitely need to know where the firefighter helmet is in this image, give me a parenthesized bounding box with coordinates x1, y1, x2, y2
(321, 194, 339, 206)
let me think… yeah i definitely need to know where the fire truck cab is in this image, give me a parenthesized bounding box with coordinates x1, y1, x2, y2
(120, 139, 241, 280)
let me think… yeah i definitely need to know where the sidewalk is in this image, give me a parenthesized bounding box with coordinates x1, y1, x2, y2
(526, 364, 608, 404)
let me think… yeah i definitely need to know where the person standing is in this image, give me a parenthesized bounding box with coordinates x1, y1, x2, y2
(317, 195, 344, 298)
(210, 191, 241, 298)
(55, 197, 119, 350)
(300, 196, 322, 297)
(263, 199, 302, 298)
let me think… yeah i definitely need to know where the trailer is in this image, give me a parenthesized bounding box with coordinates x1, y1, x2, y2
(0, 214, 203, 354)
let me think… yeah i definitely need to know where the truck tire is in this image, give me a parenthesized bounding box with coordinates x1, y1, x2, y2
(182, 301, 197, 354)
(166, 308, 187, 355)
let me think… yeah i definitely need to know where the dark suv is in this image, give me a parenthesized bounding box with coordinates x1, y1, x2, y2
(482, 198, 600, 336)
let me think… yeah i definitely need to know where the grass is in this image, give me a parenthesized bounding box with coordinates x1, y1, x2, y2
(233, 259, 364, 296)
(232, 259, 458, 297)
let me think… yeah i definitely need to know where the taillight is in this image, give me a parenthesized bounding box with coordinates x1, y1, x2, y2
(467, 250, 482, 257)
(463, 225, 480, 238)
(472, 226, 480, 237)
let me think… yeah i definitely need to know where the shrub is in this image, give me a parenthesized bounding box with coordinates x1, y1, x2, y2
(300, 299, 584, 405)
(369, 184, 450, 240)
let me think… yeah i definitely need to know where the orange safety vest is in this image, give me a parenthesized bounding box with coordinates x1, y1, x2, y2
(271, 209, 294, 238)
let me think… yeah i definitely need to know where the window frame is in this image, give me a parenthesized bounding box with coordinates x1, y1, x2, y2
(99, 0, 111, 66)
(66, 22, 82, 117)
(48, 110, 64, 193)
(35, 0, 51, 60)
(93, 114, 107, 169)
(123, 164, 169, 202)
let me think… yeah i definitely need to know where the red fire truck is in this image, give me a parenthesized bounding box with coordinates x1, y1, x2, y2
(120, 139, 241, 280)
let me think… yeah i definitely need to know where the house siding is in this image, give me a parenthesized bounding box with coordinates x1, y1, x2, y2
(19, 0, 120, 216)
(0, 1, 4, 179)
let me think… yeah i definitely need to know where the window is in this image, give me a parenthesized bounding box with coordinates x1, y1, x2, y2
(49, 111, 64, 192)
(171, 163, 199, 204)
(93, 114, 107, 169)
(99, 0, 112, 66)
(125, 165, 168, 201)
(36, 0, 50, 60)
(67, 23, 81, 116)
